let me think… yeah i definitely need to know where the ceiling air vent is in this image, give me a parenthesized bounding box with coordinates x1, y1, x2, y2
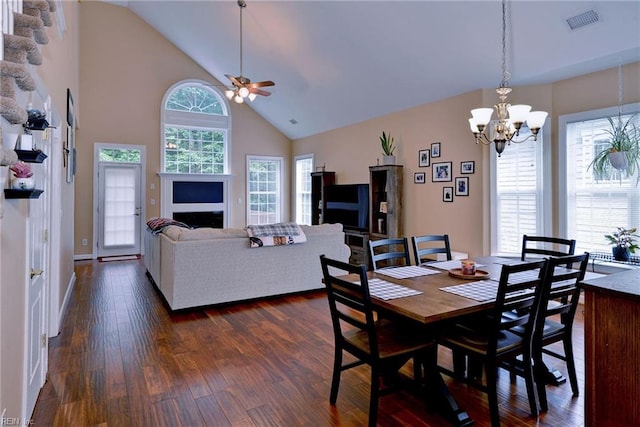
(566, 10, 599, 30)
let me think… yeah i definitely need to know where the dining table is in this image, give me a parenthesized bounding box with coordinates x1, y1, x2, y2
(362, 256, 536, 426)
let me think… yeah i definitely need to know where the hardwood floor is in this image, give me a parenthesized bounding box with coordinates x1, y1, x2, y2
(32, 259, 586, 426)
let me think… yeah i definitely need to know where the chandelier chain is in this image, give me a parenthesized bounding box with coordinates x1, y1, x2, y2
(500, 0, 509, 88)
(618, 62, 623, 116)
(239, 0, 245, 77)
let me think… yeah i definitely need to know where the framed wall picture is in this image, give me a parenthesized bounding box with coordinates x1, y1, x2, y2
(431, 142, 441, 158)
(455, 176, 469, 196)
(443, 187, 453, 202)
(418, 149, 430, 167)
(414, 172, 426, 184)
(432, 161, 452, 182)
(461, 161, 475, 174)
(66, 125, 74, 183)
(67, 88, 74, 126)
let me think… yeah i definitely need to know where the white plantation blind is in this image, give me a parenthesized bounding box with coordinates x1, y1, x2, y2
(492, 127, 544, 255)
(295, 155, 313, 225)
(564, 108, 640, 254)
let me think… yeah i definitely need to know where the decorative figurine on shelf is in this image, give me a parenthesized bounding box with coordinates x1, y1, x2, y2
(9, 161, 35, 190)
(24, 109, 50, 131)
(605, 226, 639, 261)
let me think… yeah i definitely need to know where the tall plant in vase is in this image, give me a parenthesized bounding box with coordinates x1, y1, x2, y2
(380, 131, 396, 165)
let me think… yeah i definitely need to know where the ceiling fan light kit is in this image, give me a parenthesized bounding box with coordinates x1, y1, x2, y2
(225, 0, 275, 104)
(468, 0, 548, 156)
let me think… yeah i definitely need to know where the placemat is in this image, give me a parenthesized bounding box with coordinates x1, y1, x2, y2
(367, 278, 423, 301)
(377, 265, 440, 279)
(440, 280, 499, 302)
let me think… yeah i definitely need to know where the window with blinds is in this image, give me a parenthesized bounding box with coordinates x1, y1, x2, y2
(247, 156, 282, 225)
(564, 109, 640, 254)
(491, 127, 545, 255)
(294, 155, 313, 225)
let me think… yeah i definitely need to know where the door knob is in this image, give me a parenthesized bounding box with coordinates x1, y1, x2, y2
(30, 268, 44, 279)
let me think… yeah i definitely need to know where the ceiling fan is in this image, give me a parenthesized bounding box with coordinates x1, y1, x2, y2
(224, 0, 275, 104)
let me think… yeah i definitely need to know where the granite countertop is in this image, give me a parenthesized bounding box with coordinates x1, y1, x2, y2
(580, 268, 640, 301)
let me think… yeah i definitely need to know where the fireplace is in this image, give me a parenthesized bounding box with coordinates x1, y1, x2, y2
(159, 173, 230, 228)
(173, 211, 223, 228)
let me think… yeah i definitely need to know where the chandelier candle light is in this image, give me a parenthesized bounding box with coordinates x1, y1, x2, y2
(468, 0, 548, 156)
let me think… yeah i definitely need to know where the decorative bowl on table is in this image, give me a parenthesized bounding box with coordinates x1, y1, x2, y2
(448, 268, 490, 280)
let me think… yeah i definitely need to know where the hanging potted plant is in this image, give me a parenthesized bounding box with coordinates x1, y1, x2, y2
(588, 113, 640, 184)
(604, 226, 639, 261)
(380, 131, 396, 165)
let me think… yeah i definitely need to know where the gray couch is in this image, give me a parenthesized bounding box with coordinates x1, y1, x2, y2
(144, 223, 350, 310)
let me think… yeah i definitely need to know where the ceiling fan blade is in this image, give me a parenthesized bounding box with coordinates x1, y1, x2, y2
(249, 88, 271, 97)
(225, 74, 242, 87)
(247, 80, 275, 88)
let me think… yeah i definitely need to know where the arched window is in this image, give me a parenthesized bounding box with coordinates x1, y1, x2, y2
(161, 80, 230, 174)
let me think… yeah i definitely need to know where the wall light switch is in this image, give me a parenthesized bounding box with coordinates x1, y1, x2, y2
(150, 183, 156, 190)
(150, 198, 156, 206)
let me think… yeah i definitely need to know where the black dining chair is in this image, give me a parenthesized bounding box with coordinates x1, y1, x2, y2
(369, 237, 411, 271)
(411, 234, 452, 265)
(521, 235, 576, 261)
(436, 259, 549, 426)
(530, 253, 589, 411)
(319, 255, 434, 427)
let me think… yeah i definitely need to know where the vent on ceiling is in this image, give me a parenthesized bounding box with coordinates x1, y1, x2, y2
(566, 10, 599, 30)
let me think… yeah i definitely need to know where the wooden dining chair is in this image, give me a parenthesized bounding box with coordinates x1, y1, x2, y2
(411, 234, 452, 265)
(436, 259, 549, 426)
(369, 237, 411, 271)
(521, 235, 576, 261)
(319, 255, 434, 427)
(530, 253, 589, 411)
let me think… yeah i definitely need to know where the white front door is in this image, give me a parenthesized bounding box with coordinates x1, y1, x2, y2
(97, 162, 142, 257)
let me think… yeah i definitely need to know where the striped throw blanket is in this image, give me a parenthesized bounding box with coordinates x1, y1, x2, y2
(246, 222, 307, 248)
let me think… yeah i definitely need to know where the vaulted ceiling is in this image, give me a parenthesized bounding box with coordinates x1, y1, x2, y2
(107, 1, 640, 140)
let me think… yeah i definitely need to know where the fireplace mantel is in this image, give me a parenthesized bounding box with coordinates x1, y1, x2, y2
(158, 173, 231, 228)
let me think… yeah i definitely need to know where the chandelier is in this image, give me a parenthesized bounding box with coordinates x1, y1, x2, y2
(468, 0, 548, 156)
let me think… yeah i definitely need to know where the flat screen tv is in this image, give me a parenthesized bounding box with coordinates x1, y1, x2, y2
(173, 181, 224, 204)
(323, 184, 369, 232)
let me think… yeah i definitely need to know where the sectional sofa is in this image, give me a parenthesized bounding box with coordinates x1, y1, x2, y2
(144, 223, 350, 310)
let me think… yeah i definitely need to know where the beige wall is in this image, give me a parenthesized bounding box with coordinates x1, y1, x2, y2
(76, 2, 291, 256)
(0, 0, 80, 418)
(41, 0, 80, 312)
(77, 2, 640, 260)
(294, 63, 640, 257)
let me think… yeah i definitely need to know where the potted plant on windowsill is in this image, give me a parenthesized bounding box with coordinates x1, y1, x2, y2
(380, 131, 396, 165)
(605, 226, 639, 261)
(588, 113, 640, 185)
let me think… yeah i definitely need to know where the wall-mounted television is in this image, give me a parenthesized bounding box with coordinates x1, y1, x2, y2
(172, 181, 224, 204)
(323, 184, 369, 232)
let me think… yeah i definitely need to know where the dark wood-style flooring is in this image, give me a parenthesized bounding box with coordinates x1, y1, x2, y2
(32, 259, 585, 426)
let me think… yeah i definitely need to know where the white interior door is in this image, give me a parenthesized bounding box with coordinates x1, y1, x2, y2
(25, 159, 48, 419)
(97, 163, 142, 257)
